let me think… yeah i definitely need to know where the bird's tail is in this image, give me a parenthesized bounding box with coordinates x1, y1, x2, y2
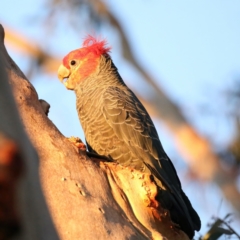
(155, 183, 199, 239)
(146, 161, 201, 239)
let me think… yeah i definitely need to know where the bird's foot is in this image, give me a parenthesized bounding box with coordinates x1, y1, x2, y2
(86, 152, 113, 162)
(68, 136, 86, 152)
(67, 137, 112, 162)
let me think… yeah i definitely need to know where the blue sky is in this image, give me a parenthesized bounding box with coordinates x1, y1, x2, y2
(1, 0, 240, 237)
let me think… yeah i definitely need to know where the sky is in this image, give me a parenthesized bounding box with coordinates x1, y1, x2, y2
(1, 0, 240, 237)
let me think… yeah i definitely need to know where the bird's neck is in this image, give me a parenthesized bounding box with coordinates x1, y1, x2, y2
(74, 55, 126, 126)
(75, 55, 125, 95)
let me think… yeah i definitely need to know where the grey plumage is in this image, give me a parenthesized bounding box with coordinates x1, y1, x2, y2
(74, 54, 201, 239)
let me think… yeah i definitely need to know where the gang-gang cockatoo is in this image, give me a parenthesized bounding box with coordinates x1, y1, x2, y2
(57, 36, 201, 239)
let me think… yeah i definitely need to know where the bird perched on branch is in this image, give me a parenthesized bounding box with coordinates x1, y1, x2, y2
(58, 36, 201, 239)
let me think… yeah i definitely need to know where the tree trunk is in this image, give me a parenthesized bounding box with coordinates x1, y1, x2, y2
(0, 25, 59, 240)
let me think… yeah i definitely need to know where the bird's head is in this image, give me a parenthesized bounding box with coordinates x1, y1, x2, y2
(58, 35, 111, 90)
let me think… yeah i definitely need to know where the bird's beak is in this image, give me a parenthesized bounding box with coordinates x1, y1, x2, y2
(58, 64, 70, 84)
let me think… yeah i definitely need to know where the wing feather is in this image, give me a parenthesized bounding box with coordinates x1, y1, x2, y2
(102, 87, 181, 187)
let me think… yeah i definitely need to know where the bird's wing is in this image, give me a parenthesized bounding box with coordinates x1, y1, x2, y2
(101, 86, 200, 235)
(102, 86, 181, 189)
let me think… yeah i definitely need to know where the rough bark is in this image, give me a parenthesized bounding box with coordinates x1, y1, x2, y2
(0, 24, 190, 239)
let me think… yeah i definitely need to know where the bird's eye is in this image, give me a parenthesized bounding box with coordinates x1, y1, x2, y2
(70, 60, 76, 66)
